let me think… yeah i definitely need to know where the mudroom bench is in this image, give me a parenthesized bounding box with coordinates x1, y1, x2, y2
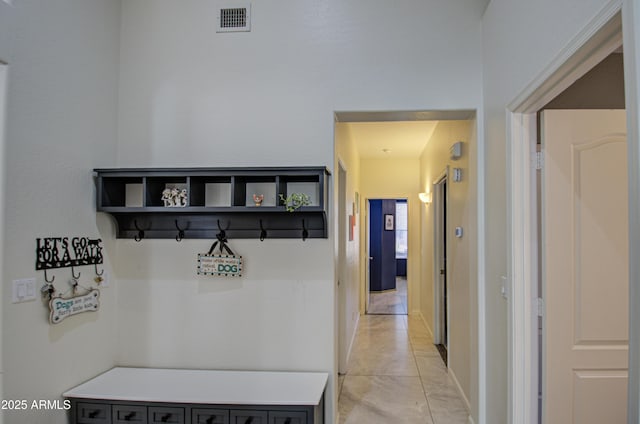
(64, 367, 328, 424)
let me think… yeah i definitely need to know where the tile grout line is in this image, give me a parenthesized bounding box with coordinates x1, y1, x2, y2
(407, 317, 437, 424)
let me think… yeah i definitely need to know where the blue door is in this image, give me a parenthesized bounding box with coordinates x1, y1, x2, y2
(369, 199, 396, 292)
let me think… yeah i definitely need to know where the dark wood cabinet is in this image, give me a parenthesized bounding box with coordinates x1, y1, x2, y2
(94, 167, 330, 240)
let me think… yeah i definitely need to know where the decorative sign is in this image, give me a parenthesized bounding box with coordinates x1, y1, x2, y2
(49, 289, 100, 324)
(36, 237, 103, 270)
(198, 254, 243, 277)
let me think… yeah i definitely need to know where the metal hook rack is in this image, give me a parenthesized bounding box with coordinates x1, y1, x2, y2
(36, 237, 104, 290)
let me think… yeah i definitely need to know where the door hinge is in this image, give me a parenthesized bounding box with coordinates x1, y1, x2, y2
(537, 297, 544, 317)
(534, 151, 544, 170)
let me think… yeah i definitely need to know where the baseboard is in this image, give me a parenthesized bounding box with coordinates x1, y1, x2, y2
(417, 311, 435, 339)
(345, 313, 360, 368)
(448, 366, 472, 413)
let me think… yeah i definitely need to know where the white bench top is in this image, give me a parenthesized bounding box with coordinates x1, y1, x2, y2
(64, 367, 328, 406)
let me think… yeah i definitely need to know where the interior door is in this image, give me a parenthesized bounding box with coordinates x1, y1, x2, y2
(541, 109, 628, 424)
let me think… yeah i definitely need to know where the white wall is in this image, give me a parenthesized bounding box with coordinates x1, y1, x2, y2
(482, 1, 615, 422)
(0, 7, 8, 420)
(418, 120, 477, 418)
(0, 0, 121, 423)
(116, 1, 484, 422)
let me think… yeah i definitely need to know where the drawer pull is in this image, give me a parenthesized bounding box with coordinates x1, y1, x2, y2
(284, 419, 291, 424)
(124, 411, 137, 421)
(206, 417, 215, 424)
(244, 417, 254, 424)
(88, 410, 101, 418)
(161, 413, 172, 422)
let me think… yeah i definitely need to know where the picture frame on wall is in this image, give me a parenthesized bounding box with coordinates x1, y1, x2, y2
(384, 214, 394, 231)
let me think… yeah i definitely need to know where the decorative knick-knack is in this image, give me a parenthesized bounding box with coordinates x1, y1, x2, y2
(253, 194, 264, 207)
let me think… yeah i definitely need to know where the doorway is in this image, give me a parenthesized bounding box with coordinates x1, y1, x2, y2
(506, 10, 630, 423)
(366, 198, 408, 315)
(433, 172, 448, 365)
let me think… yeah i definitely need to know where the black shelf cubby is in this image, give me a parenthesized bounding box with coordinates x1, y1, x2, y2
(94, 167, 330, 240)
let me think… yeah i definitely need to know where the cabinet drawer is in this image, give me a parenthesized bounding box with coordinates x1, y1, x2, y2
(76, 402, 111, 424)
(268, 411, 307, 424)
(112, 404, 147, 423)
(230, 410, 268, 424)
(192, 408, 230, 424)
(149, 406, 185, 423)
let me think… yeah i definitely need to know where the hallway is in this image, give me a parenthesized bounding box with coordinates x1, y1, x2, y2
(337, 314, 469, 423)
(368, 277, 408, 315)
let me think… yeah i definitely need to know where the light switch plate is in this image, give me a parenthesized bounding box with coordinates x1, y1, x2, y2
(12, 278, 37, 303)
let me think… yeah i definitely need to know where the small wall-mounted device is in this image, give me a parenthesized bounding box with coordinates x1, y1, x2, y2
(452, 168, 462, 182)
(455, 227, 463, 238)
(450, 141, 463, 160)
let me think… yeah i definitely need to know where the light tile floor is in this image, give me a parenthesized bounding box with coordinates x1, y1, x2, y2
(338, 314, 469, 424)
(368, 277, 408, 315)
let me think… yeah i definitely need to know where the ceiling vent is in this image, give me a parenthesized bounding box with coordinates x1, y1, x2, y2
(217, 3, 251, 33)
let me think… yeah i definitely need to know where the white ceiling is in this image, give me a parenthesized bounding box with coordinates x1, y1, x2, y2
(342, 121, 439, 159)
(335, 110, 476, 159)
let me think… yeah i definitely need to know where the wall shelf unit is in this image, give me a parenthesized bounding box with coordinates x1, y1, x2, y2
(94, 167, 330, 240)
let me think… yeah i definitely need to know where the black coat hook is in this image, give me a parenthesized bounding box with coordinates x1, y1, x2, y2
(134, 220, 145, 242)
(94, 263, 104, 276)
(175, 220, 185, 242)
(216, 219, 230, 239)
(302, 219, 308, 241)
(44, 268, 55, 283)
(71, 266, 81, 280)
(259, 219, 267, 242)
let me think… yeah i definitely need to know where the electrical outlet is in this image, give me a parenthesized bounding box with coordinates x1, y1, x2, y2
(12, 278, 37, 303)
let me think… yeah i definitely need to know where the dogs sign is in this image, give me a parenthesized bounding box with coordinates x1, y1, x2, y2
(49, 289, 100, 324)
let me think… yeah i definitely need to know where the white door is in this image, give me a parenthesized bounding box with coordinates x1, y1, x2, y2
(541, 109, 628, 424)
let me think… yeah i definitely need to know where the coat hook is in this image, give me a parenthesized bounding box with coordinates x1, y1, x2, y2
(134, 220, 145, 242)
(94, 263, 105, 284)
(175, 220, 185, 242)
(217, 219, 230, 239)
(71, 266, 81, 280)
(302, 219, 308, 242)
(259, 220, 267, 242)
(44, 268, 55, 283)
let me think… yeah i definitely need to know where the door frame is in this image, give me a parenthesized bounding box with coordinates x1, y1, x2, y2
(433, 168, 449, 347)
(337, 160, 348, 374)
(365, 197, 409, 315)
(505, 6, 629, 424)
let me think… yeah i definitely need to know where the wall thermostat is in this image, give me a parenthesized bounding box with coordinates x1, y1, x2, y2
(450, 141, 463, 160)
